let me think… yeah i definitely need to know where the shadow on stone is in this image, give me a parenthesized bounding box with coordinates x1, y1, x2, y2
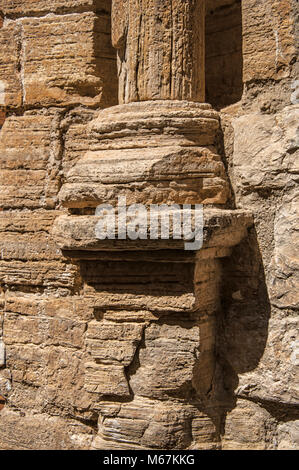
(214, 226, 271, 431)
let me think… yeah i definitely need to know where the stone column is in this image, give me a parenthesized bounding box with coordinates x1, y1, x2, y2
(112, 0, 205, 103)
(59, 0, 229, 209)
(54, 0, 253, 450)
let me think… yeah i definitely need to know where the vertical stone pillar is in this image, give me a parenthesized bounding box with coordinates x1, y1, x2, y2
(54, 0, 253, 450)
(112, 0, 205, 103)
(59, 0, 230, 209)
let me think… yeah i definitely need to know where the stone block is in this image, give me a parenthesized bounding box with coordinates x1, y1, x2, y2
(0, 261, 79, 289)
(222, 399, 274, 450)
(21, 12, 117, 108)
(84, 362, 130, 397)
(232, 106, 299, 194)
(0, 22, 22, 108)
(0, 113, 63, 209)
(86, 321, 144, 365)
(130, 323, 200, 399)
(242, 0, 297, 82)
(0, 408, 93, 450)
(0, 0, 111, 17)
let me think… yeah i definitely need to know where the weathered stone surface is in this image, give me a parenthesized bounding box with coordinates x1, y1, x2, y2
(224, 103, 299, 409)
(235, 316, 299, 404)
(129, 323, 200, 399)
(59, 101, 230, 208)
(84, 362, 130, 397)
(270, 189, 299, 310)
(52, 209, 252, 253)
(86, 320, 144, 365)
(0, 261, 79, 289)
(112, 0, 205, 103)
(0, 112, 63, 209)
(93, 396, 220, 450)
(1, 332, 100, 418)
(277, 420, 299, 450)
(222, 399, 275, 450)
(0, 339, 5, 367)
(0, 408, 93, 450)
(0, 0, 298, 452)
(0, 211, 63, 260)
(20, 12, 117, 108)
(4, 293, 95, 322)
(0, 0, 111, 17)
(232, 106, 299, 193)
(4, 313, 86, 349)
(242, 0, 297, 82)
(0, 22, 22, 108)
(62, 108, 98, 174)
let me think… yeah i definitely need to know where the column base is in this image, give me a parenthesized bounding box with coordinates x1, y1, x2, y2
(59, 101, 230, 209)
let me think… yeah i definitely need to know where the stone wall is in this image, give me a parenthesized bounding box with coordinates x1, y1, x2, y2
(217, 0, 299, 450)
(0, 0, 118, 450)
(0, 0, 298, 450)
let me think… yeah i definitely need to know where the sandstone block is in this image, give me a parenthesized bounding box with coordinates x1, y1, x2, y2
(94, 396, 219, 450)
(0, 211, 64, 261)
(4, 342, 98, 417)
(277, 421, 299, 450)
(52, 209, 252, 261)
(5, 293, 42, 316)
(0, 408, 93, 450)
(6, 344, 45, 387)
(0, 21, 22, 108)
(86, 320, 144, 365)
(84, 362, 130, 397)
(41, 347, 98, 415)
(242, 0, 297, 82)
(0, 261, 79, 289)
(222, 399, 274, 450)
(270, 189, 299, 310)
(236, 316, 299, 404)
(43, 296, 95, 322)
(59, 101, 230, 208)
(20, 12, 117, 108)
(0, 0, 111, 17)
(232, 106, 299, 194)
(62, 108, 97, 175)
(4, 313, 46, 346)
(129, 323, 200, 399)
(0, 112, 63, 209)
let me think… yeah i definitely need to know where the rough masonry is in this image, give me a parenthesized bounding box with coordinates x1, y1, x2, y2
(0, 0, 298, 450)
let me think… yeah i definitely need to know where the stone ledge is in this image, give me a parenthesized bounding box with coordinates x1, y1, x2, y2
(52, 208, 253, 255)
